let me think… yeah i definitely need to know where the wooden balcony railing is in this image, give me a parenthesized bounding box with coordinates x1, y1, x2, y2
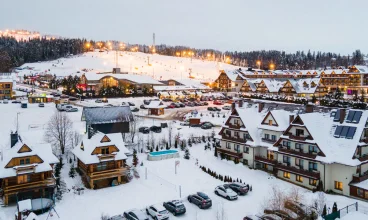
(222, 134, 246, 143)
(276, 163, 320, 179)
(285, 133, 313, 141)
(217, 148, 243, 158)
(261, 138, 276, 144)
(227, 124, 242, 129)
(3, 178, 56, 193)
(358, 154, 368, 162)
(89, 167, 129, 180)
(352, 172, 368, 183)
(254, 155, 277, 165)
(278, 146, 317, 159)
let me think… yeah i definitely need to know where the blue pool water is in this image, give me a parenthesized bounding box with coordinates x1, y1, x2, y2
(149, 150, 178, 156)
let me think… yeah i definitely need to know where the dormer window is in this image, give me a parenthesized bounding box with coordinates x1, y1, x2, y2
(101, 147, 110, 154)
(296, 129, 304, 136)
(268, 120, 273, 126)
(20, 158, 30, 165)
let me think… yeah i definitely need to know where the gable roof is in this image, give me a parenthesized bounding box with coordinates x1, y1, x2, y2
(84, 72, 164, 85)
(259, 110, 295, 132)
(145, 100, 166, 109)
(82, 106, 134, 125)
(72, 132, 129, 164)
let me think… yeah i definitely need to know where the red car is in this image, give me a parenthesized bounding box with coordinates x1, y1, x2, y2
(213, 100, 223, 105)
(168, 104, 176, 108)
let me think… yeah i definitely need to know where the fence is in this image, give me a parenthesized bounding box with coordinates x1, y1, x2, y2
(323, 202, 362, 220)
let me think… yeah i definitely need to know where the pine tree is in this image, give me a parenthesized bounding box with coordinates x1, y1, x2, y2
(174, 139, 178, 148)
(133, 149, 139, 167)
(332, 202, 338, 213)
(69, 166, 76, 178)
(322, 204, 327, 216)
(166, 142, 169, 150)
(155, 145, 159, 151)
(184, 148, 190, 160)
(214, 147, 218, 157)
(188, 139, 192, 147)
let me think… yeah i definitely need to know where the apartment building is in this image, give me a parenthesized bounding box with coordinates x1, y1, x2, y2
(0, 75, 14, 100)
(217, 102, 368, 200)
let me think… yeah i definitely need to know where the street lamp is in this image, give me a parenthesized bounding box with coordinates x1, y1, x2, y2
(270, 64, 275, 70)
(257, 61, 261, 69)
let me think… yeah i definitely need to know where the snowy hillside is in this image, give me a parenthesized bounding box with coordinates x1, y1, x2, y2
(16, 51, 238, 81)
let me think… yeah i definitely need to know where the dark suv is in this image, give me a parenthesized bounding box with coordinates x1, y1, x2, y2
(187, 192, 212, 209)
(163, 200, 186, 216)
(224, 183, 249, 195)
(150, 126, 162, 133)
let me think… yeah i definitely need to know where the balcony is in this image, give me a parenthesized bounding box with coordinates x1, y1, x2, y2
(221, 134, 246, 143)
(261, 138, 276, 144)
(285, 133, 313, 141)
(276, 163, 320, 179)
(3, 178, 56, 194)
(278, 146, 317, 159)
(90, 167, 129, 180)
(358, 154, 368, 162)
(255, 155, 277, 165)
(217, 148, 243, 158)
(227, 124, 243, 129)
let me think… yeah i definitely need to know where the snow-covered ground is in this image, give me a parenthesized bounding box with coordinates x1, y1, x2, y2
(0, 101, 367, 220)
(16, 51, 238, 81)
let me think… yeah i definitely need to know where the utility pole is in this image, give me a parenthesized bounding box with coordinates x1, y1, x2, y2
(152, 33, 155, 53)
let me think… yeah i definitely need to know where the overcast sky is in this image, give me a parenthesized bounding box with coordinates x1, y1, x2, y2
(1, 0, 367, 54)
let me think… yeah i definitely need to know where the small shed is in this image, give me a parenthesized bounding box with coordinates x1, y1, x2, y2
(28, 94, 54, 103)
(189, 118, 201, 126)
(145, 101, 166, 116)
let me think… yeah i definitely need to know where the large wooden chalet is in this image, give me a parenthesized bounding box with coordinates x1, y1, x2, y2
(0, 132, 58, 205)
(72, 130, 130, 189)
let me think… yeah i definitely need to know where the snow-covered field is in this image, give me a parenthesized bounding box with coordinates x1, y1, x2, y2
(16, 51, 238, 81)
(0, 102, 367, 220)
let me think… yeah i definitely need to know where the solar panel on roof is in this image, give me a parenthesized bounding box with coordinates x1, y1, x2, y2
(334, 126, 343, 137)
(346, 111, 355, 123)
(346, 127, 357, 139)
(340, 126, 349, 138)
(334, 109, 341, 122)
(352, 111, 362, 123)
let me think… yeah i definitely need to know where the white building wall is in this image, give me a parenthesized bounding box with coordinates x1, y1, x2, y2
(324, 163, 356, 196)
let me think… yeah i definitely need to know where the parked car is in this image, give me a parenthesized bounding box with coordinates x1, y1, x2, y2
(207, 107, 215, 111)
(187, 192, 212, 209)
(162, 98, 172, 102)
(140, 104, 147, 109)
(143, 100, 151, 105)
(57, 104, 73, 111)
(187, 102, 195, 107)
(177, 102, 185, 108)
(122, 102, 128, 106)
(139, 127, 150, 134)
(213, 107, 221, 111)
(21, 103, 27, 108)
(131, 107, 139, 112)
(66, 108, 78, 112)
(213, 100, 223, 105)
(167, 104, 176, 109)
(128, 102, 135, 106)
(60, 95, 69, 99)
(38, 103, 45, 107)
(163, 200, 186, 216)
(150, 126, 162, 133)
(201, 123, 212, 130)
(12, 100, 21, 103)
(214, 185, 238, 200)
(224, 183, 249, 195)
(222, 106, 231, 110)
(146, 204, 170, 220)
(68, 97, 78, 101)
(123, 209, 149, 220)
(180, 121, 190, 126)
(3, 99, 9, 104)
(203, 102, 209, 106)
(95, 99, 103, 103)
(244, 215, 265, 220)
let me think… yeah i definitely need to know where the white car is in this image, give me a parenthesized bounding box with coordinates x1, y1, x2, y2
(214, 185, 238, 200)
(146, 204, 170, 220)
(123, 209, 149, 220)
(180, 121, 190, 126)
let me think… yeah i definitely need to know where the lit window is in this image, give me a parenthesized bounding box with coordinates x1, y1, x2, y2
(296, 175, 303, 183)
(309, 179, 317, 186)
(335, 181, 343, 191)
(283, 172, 290, 179)
(358, 189, 364, 197)
(268, 120, 273, 126)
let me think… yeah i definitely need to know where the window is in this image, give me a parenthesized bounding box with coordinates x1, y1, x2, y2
(96, 162, 107, 171)
(309, 179, 317, 186)
(335, 181, 343, 191)
(234, 119, 239, 125)
(234, 131, 239, 137)
(264, 134, 270, 140)
(296, 175, 303, 183)
(309, 162, 318, 171)
(226, 142, 231, 149)
(283, 172, 290, 179)
(268, 120, 273, 126)
(20, 158, 30, 165)
(296, 129, 304, 136)
(295, 143, 302, 150)
(365, 191, 368, 199)
(283, 156, 290, 164)
(244, 146, 249, 153)
(234, 145, 240, 153)
(309, 145, 318, 153)
(358, 189, 364, 197)
(17, 175, 31, 184)
(244, 133, 251, 140)
(101, 147, 109, 154)
(243, 159, 248, 165)
(271, 135, 276, 141)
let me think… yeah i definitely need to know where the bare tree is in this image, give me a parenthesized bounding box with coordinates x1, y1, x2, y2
(45, 111, 73, 155)
(70, 131, 82, 150)
(150, 131, 156, 150)
(167, 122, 173, 147)
(313, 192, 326, 216)
(289, 186, 304, 204)
(263, 185, 286, 212)
(129, 115, 141, 143)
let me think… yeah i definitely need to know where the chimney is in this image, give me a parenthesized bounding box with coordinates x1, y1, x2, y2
(10, 131, 18, 148)
(258, 103, 265, 113)
(231, 103, 236, 111)
(112, 68, 121, 74)
(289, 115, 295, 124)
(340, 108, 346, 124)
(238, 99, 244, 108)
(305, 104, 314, 113)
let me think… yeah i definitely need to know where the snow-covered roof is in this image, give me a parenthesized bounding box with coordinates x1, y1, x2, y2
(72, 132, 129, 164)
(82, 106, 134, 125)
(290, 110, 368, 166)
(288, 78, 321, 94)
(262, 79, 287, 93)
(84, 72, 163, 85)
(352, 65, 368, 73)
(258, 110, 295, 132)
(223, 69, 242, 81)
(170, 78, 209, 89)
(145, 101, 166, 109)
(18, 199, 32, 212)
(351, 178, 368, 190)
(0, 134, 59, 178)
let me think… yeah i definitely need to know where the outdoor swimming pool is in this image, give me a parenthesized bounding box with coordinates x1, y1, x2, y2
(147, 149, 180, 161)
